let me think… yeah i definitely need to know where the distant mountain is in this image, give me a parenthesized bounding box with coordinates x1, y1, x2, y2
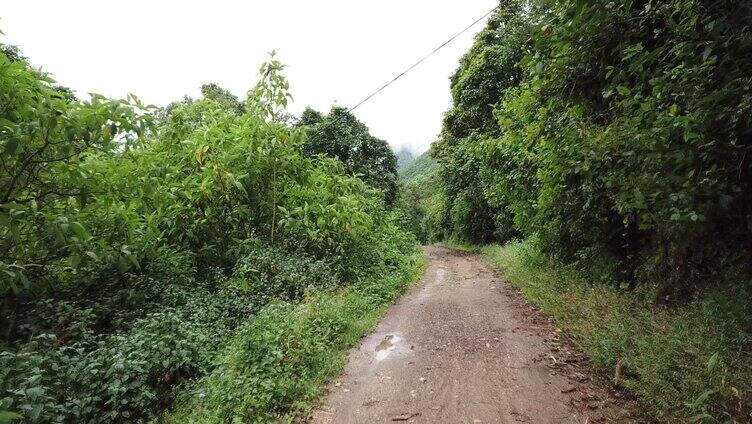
(396, 148, 416, 171)
(398, 151, 437, 183)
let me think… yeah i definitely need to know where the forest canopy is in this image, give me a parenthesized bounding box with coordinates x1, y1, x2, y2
(298, 106, 399, 203)
(429, 0, 752, 299)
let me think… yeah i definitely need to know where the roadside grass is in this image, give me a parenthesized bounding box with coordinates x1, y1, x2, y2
(482, 240, 751, 423)
(436, 239, 483, 253)
(161, 250, 426, 423)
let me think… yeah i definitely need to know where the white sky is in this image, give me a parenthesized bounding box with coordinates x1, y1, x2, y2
(1, 1, 496, 154)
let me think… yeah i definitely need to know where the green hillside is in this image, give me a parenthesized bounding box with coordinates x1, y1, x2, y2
(398, 150, 437, 182)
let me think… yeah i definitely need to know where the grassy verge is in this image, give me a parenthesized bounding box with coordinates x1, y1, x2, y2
(161, 249, 426, 423)
(435, 239, 483, 253)
(482, 240, 751, 423)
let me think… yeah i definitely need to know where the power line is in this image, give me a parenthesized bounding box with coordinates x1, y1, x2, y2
(307, 5, 499, 139)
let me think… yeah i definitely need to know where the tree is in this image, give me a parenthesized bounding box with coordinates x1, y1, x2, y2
(0, 45, 151, 295)
(200, 83, 244, 115)
(299, 106, 398, 203)
(431, 0, 532, 243)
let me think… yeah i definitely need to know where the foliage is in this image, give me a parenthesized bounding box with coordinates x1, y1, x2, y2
(163, 232, 423, 423)
(200, 83, 245, 115)
(484, 240, 752, 423)
(298, 106, 399, 203)
(0, 243, 341, 423)
(419, 1, 752, 420)
(394, 151, 443, 243)
(0, 46, 420, 423)
(232, 242, 336, 304)
(277, 159, 377, 265)
(395, 147, 415, 171)
(429, 0, 752, 295)
(1, 45, 25, 63)
(431, 0, 532, 243)
(0, 50, 152, 295)
(397, 150, 437, 183)
(519, 0, 752, 296)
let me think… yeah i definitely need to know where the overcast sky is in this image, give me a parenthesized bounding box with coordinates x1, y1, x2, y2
(1, 1, 496, 153)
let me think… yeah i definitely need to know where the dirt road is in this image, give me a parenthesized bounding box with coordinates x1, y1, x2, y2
(309, 246, 642, 423)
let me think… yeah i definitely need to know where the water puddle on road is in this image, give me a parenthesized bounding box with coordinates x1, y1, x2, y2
(375, 334, 401, 361)
(436, 267, 446, 282)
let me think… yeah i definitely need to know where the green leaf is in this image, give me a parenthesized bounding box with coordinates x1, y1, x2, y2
(701, 46, 712, 62)
(684, 131, 700, 142)
(1, 138, 18, 158)
(17, 272, 30, 289)
(707, 352, 719, 374)
(691, 389, 716, 409)
(0, 411, 23, 423)
(690, 413, 712, 423)
(126, 253, 140, 269)
(118, 255, 130, 273)
(70, 222, 92, 242)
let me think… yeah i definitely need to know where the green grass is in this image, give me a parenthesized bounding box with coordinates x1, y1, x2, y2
(161, 250, 426, 423)
(436, 239, 483, 253)
(481, 240, 751, 423)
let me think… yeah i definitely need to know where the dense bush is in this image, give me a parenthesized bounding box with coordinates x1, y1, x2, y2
(0, 243, 343, 423)
(430, 0, 752, 297)
(163, 230, 422, 423)
(298, 106, 399, 204)
(0, 47, 151, 296)
(431, 0, 532, 243)
(0, 46, 419, 422)
(498, 0, 752, 296)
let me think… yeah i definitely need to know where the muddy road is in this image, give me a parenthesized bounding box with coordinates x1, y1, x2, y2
(309, 246, 642, 423)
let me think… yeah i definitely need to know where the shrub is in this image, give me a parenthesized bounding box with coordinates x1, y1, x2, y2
(0, 46, 421, 422)
(163, 246, 424, 423)
(431, 0, 752, 297)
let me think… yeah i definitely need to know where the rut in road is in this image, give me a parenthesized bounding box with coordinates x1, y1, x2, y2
(309, 246, 643, 424)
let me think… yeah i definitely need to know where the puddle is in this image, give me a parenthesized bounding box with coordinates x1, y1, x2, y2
(436, 267, 446, 282)
(375, 334, 401, 361)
